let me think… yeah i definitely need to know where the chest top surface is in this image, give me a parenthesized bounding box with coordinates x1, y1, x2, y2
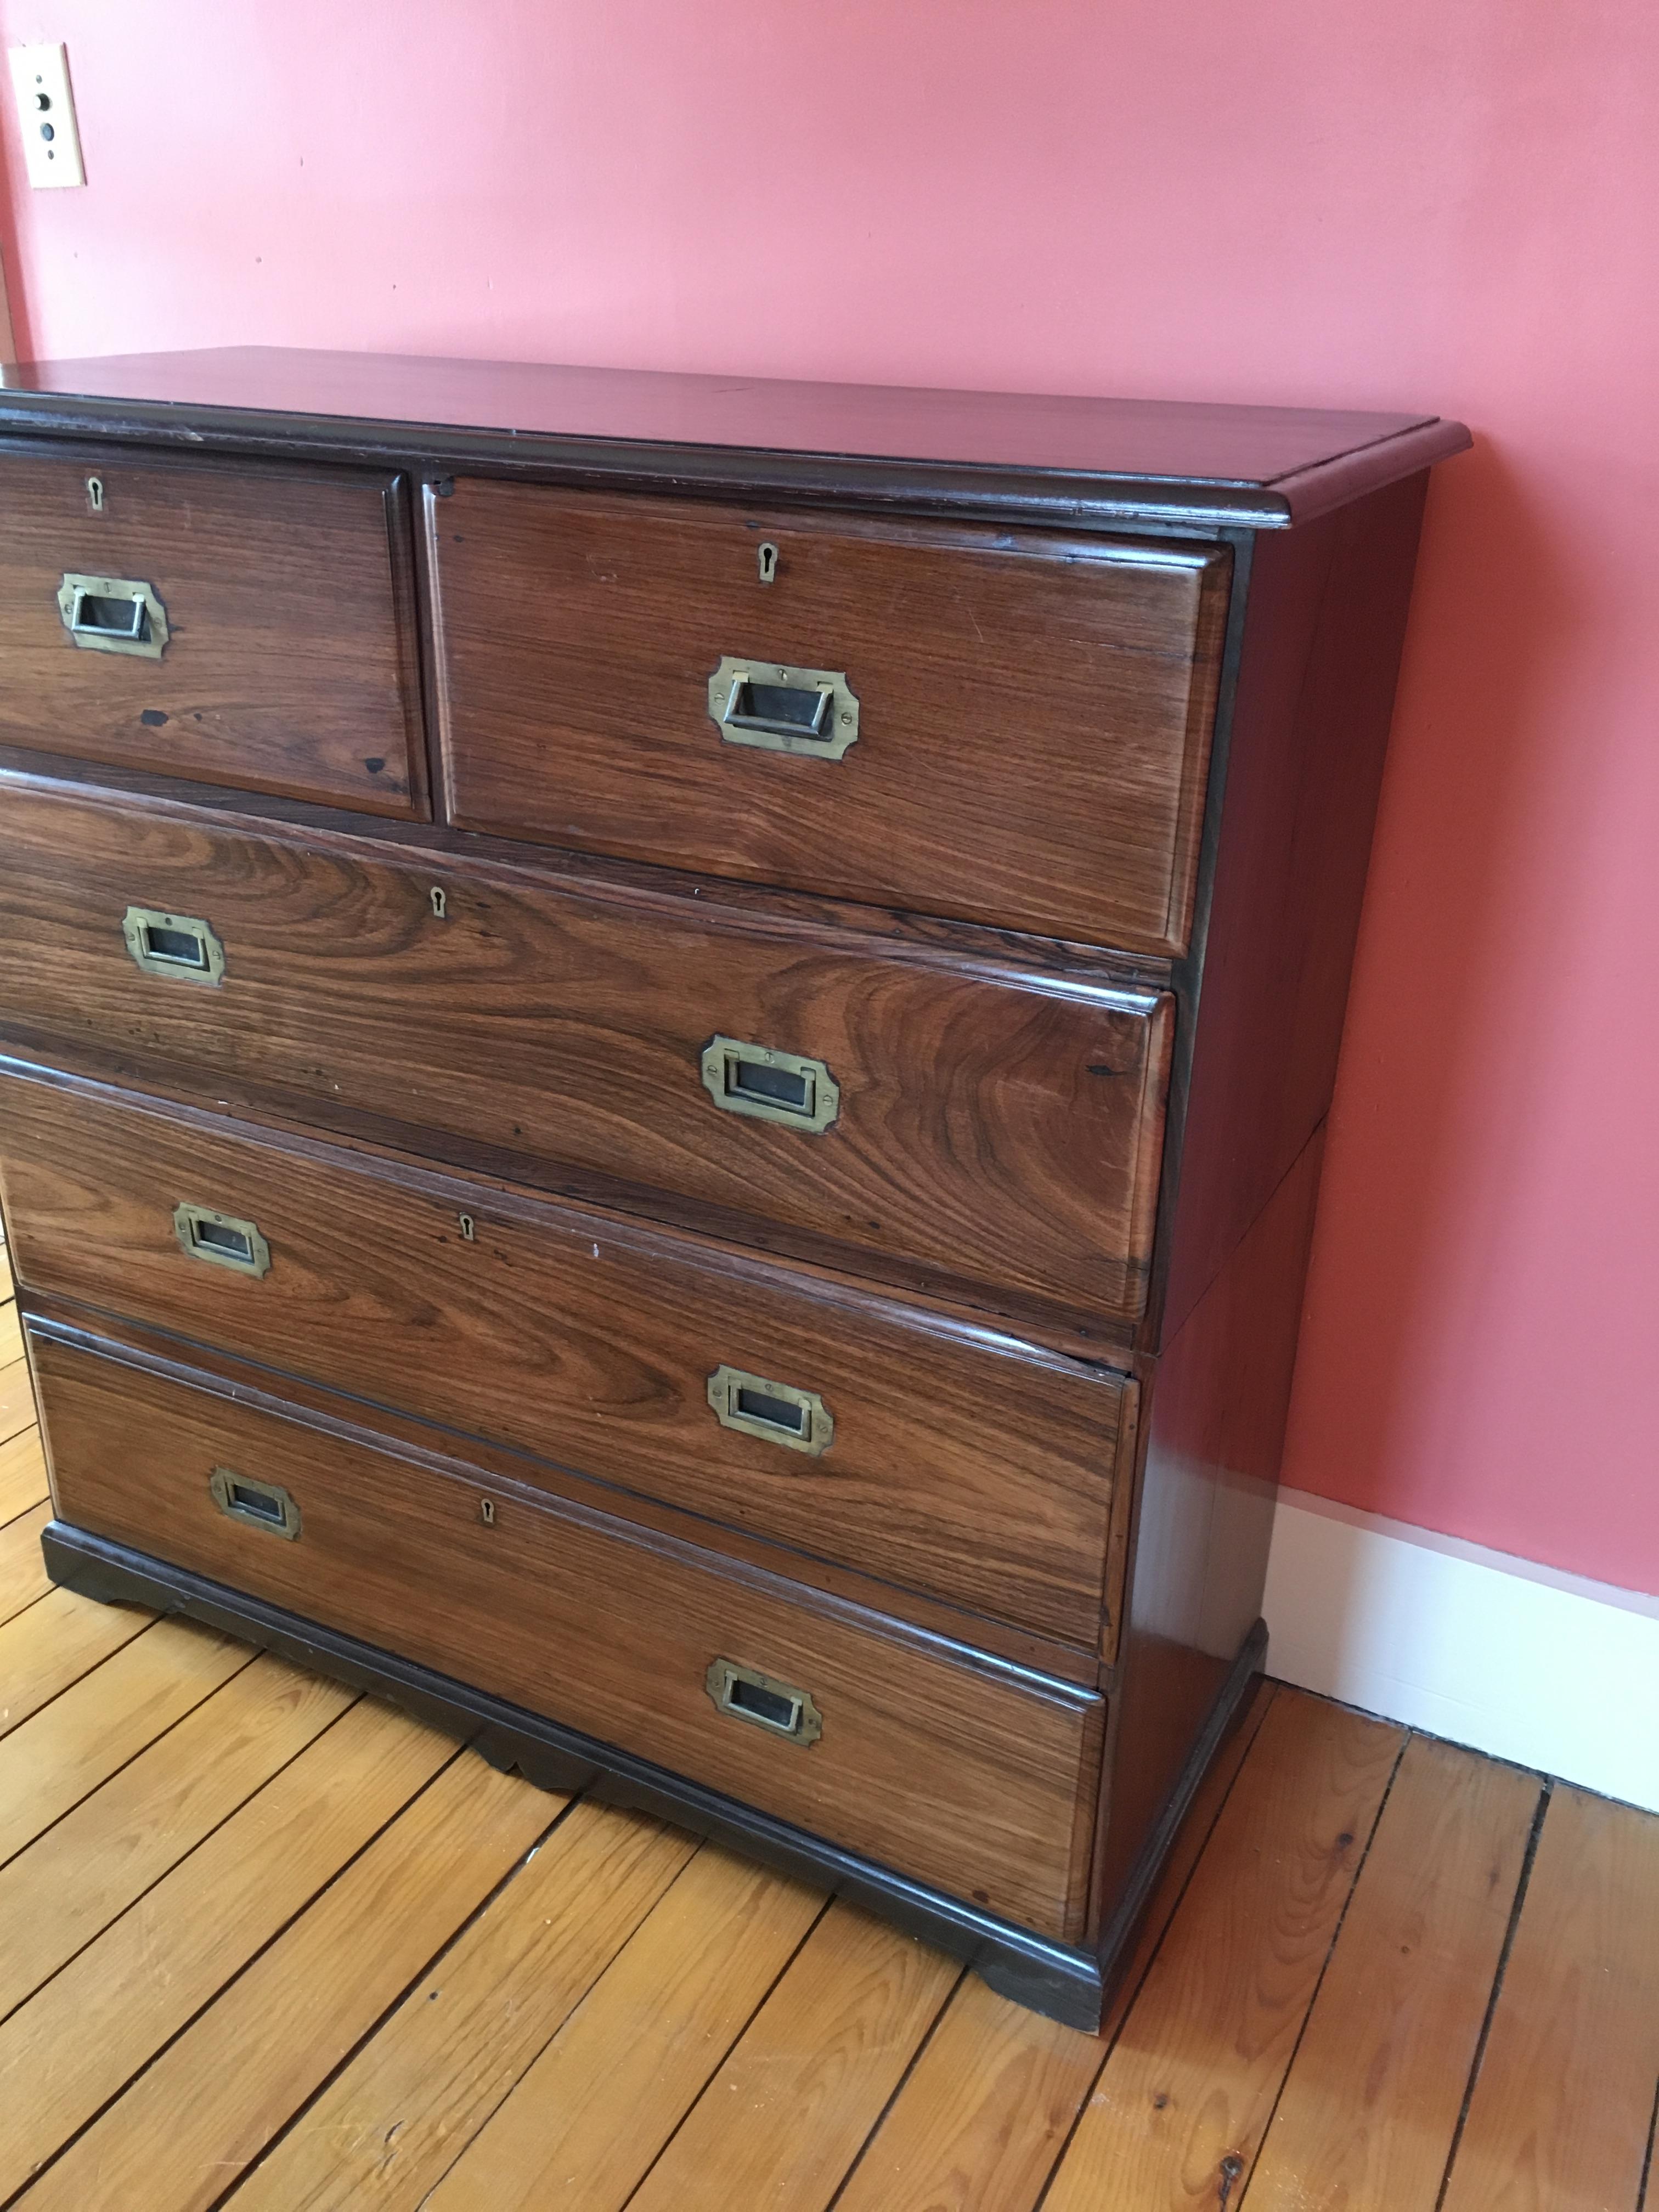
(0, 346, 1470, 530)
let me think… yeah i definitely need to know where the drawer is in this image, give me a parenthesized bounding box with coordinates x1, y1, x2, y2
(427, 486, 1231, 957)
(34, 1329, 1105, 1939)
(0, 446, 426, 817)
(0, 1065, 1136, 1647)
(0, 781, 1173, 1328)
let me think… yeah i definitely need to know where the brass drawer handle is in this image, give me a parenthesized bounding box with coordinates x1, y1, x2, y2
(208, 1465, 301, 1539)
(122, 906, 225, 985)
(707, 656, 859, 759)
(173, 1203, 271, 1279)
(700, 1036, 840, 1133)
(707, 1365, 833, 1456)
(706, 1657, 822, 1746)
(58, 572, 170, 659)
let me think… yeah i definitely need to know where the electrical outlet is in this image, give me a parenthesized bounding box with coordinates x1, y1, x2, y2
(9, 43, 84, 189)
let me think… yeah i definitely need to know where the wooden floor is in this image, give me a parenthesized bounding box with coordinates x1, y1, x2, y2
(2, 1251, 1657, 2210)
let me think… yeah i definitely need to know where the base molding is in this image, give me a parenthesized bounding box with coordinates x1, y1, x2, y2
(1264, 1491, 1659, 1811)
(44, 1520, 1266, 2030)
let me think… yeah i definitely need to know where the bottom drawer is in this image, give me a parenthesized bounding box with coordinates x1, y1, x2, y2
(33, 1327, 1104, 1941)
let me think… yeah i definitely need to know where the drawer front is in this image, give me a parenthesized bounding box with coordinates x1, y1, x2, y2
(0, 781, 1172, 1325)
(35, 1331, 1104, 1939)
(428, 485, 1231, 956)
(0, 1066, 1134, 1647)
(0, 447, 426, 817)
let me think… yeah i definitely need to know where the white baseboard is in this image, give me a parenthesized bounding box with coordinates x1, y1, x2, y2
(1262, 1489, 1659, 1812)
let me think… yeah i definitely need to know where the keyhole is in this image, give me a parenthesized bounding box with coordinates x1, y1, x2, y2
(479, 1497, 496, 1526)
(430, 886, 447, 919)
(757, 541, 778, 585)
(458, 1213, 475, 1241)
(86, 476, 104, 514)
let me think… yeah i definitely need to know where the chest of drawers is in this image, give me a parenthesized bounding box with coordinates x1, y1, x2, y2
(0, 349, 1467, 2027)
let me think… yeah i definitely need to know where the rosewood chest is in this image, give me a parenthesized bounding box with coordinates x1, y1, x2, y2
(0, 349, 1468, 2027)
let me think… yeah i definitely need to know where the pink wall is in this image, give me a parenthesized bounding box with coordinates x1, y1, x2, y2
(1, 0, 1654, 1592)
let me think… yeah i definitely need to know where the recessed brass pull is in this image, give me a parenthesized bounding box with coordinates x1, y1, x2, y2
(707, 656, 859, 759)
(208, 1465, 301, 1539)
(705, 1657, 822, 1746)
(699, 1036, 840, 1133)
(58, 571, 170, 658)
(173, 1202, 271, 1279)
(122, 906, 225, 985)
(707, 1365, 833, 1456)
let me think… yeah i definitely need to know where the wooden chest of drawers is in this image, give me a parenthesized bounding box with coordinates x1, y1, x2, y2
(0, 349, 1468, 2025)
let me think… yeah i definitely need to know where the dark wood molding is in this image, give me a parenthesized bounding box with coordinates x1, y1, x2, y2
(0, 347, 1470, 532)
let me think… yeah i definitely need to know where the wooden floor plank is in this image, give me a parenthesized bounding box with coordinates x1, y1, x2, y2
(0, 1653, 360, 2022)
(1441, 1784, 1659, 2212)
(0, 1244, 14, 1303)
(225, 1799, 699, 2211)
(1042, 1689, 1406, 2212)
(0, 1587, 156, 1741)
(424, 1846, 826, 2212)
(831, 1680, 1279, 2212)
(20, 1751, 560, 2212)
(624, 1901, 962, 2212)
(0, 1426, 47, 1528)
(0, 1361, 36, 1448)
(1248, 1734, 1541, 2212)
(0, 1302, 23, 1371)
(0, 1691, 446, 2201)
(0, 1503, 52, 1625)
(0, 1615, 249, 1869)
(0, 1593, 157, 1743)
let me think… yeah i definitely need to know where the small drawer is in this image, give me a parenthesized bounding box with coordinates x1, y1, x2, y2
(0, 1065, 1136, 1647)
(35, 1329, 1105, 1940)
(0, 446, 426, 817)
(427, 486, 1231, 957)
(0, 781, 1173, 1329)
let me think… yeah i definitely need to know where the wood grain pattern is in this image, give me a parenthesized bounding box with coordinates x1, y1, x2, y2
(0, 1425, 46, 1526)
(833, 1678, 1279, 2212)
(0, 1300, 21, 1367)
(0, 1502, 50, 1623)
(1247, 1735, 1541, 2212)
(0, 1612, 246, 1867)
(0, 1692, 443, 2202)
(37, 1329, 1105, 1939)
(0, 1064, 1133, 1650)
(0, 1244, 12, 1302)
(0, 778, 1171, 1327)
(624, 1901, 961, 2212)
(424, 1848, 826, 2212)
(0, 1654, 351, 2021)
(227, 1802, 696, 2212)
(0, 1584, 155, 1740)
(22, 1750, 560, 2212)
(431, 484, 1230, 956)
(0, 443, 426, 816)
(29, 1288, 1101, 1686)
(1042, 1690, 1404, 2212)
(1440, 1784, 1659, 2212)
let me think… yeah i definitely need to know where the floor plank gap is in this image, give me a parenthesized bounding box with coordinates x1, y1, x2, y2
(1431, 1774, 1554, 2212)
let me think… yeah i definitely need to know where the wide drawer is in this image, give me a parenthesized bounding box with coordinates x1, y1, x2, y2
(0, 780, 1172, 1327)
(427, 485, 1231, 956)
(34, 1328, 1105, 1939)
(0, 1064, 1135, 1647)
(0, 445, 426, 816)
